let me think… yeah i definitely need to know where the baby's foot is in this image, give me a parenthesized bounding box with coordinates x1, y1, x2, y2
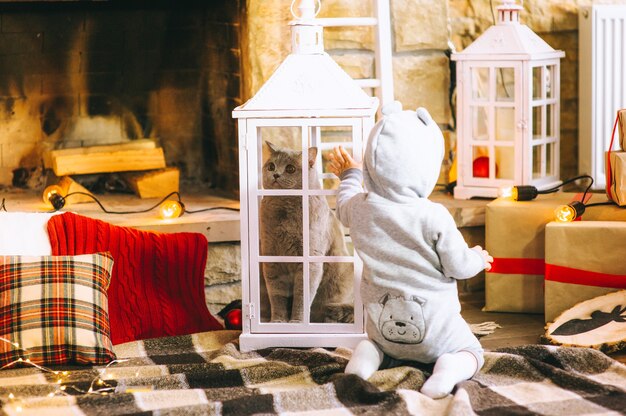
(421, 352, 478, 399)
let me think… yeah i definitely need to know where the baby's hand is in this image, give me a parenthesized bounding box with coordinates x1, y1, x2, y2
(327, 146, 362, 177)
(471, 245, 493, 271)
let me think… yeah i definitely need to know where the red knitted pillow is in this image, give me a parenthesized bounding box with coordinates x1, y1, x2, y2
(47, 212, 222, 344)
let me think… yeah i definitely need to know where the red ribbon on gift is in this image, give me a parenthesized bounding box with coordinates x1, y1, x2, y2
(545, 263, 626, 288)
(488, 258, 545, 275)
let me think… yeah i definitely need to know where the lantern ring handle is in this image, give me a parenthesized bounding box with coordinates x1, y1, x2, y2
(290, 0, 321, 20)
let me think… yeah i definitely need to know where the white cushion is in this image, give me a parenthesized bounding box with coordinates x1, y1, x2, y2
(0, 212, 58, 255)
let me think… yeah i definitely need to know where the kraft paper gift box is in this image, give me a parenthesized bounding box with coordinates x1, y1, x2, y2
(606, 109, 626, 205)
(485, 193, 626, 313)
(544, 221, 626, 322)
(606, 151, 626, 206)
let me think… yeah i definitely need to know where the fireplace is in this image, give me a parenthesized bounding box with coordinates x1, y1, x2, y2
(0, 0, 244, 195)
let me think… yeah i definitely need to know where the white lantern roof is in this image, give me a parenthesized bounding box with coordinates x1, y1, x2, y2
(233, 0, 378, 118)
(452, 0, 565, 61)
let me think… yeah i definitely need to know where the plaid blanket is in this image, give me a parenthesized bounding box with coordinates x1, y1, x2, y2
(0, 330, 624, 415)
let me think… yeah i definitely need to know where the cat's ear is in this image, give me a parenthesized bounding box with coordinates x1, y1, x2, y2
(308, 147, 318, 168)
(266, 141, 278, 154)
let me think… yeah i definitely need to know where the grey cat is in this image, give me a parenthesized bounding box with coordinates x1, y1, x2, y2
(259, 141, 354, 323)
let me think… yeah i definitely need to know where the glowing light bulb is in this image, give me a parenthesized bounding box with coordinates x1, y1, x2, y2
(43, 185, 62, 204)
(554, 201, 585, 222)
(159, 200, 184, 219)
(554, 205, 576, 222)
(42, 185, 66, 210)
(499, 186, 516, 199)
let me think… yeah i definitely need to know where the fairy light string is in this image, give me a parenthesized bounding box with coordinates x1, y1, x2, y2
(1, 336, 134, 413)
(43, 190, 240, 217)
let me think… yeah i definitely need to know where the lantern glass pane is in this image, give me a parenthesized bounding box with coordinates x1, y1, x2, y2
(495, 146, 514, 179)
(309, 196, 353, 256)
(496, 67, 515, 102)
(532, 145, 543, 179)
(532, 106, 543, 139)
(495, 107, 515, 141)
(259, 196, 303, 256)
(546, 142, 554, 176)
(546, 65, 555, 99)
(259, 262, 303, 323)
(472, 106, 488, 140)
(546, 104, 554, 137)
(532, 66, 542, 100)
(471, 67, 489, 100)
(309, 262, 355, 324)
(259, 126, 304, 190)
(472, 146, 490, 178)
(317, 126, 352, 143)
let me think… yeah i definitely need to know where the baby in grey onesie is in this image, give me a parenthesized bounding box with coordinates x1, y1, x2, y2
(328, 101, 493, 399)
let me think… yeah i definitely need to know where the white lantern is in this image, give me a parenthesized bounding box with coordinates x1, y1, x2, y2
(232, 0, 378, 352)
(451, 0, 565, 199)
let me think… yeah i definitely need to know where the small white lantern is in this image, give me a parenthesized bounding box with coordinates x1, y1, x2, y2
(233, 0, 378, 352)
(451, 0, 565, 199)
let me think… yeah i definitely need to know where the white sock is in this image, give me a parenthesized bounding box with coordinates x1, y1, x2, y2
(345, 340, 384, 380)
(420, 351, 478, 399)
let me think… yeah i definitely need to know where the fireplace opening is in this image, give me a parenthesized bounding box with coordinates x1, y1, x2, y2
(0, 0, 244, 196)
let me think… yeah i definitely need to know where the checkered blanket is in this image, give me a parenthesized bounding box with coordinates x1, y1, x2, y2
(1, 330, 624, 415)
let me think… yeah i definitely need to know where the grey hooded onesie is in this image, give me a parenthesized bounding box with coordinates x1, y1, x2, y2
(335, 104, 485, 366)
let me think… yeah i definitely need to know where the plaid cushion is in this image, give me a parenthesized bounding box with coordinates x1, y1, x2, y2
(0, 252, 116, 367)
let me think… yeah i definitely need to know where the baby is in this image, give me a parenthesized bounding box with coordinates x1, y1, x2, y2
(328, 102, 493, 399)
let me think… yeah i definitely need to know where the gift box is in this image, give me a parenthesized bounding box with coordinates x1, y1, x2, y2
(606, 109, 626, 205)
(544, 221, 626, 322)
(606, 151, 626, 206)
(485, 192, 626, 313)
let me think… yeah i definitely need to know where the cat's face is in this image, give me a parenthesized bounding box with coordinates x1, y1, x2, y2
(262, 142, 317, 190)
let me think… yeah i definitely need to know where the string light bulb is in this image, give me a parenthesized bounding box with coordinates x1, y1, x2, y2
(159, 200, 185, 219)
(43, 185, 66, 210)
(499, 185, 539, 201)
(498, 186, 515, 199)
(554, 201, 585, 222)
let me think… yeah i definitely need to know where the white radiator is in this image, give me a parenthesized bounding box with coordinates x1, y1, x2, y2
(579, 5, 626, 189)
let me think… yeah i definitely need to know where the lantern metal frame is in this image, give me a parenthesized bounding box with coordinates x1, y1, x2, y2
(451, 0, 565, 199)
(233, 0, 378, 352)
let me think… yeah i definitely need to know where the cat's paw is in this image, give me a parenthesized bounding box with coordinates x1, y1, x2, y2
(289, 319, 302, 323)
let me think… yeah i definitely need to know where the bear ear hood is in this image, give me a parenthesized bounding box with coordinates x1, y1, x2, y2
(363, 101, 444, 202)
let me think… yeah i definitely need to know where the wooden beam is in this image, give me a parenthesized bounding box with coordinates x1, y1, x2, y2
(123, 167, 180, 199)
(44, 140, 157, 169)
(51, 147, 166, 176)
